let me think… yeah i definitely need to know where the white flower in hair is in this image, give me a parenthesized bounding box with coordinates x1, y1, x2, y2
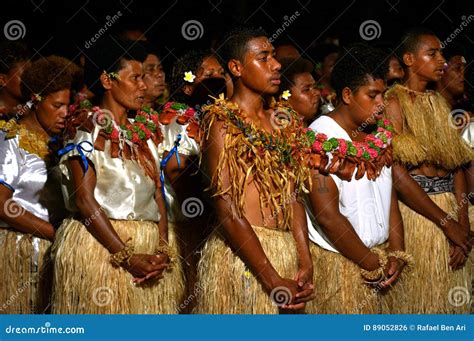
(282, 90, 291, 100)
(183, 71, 196, 83)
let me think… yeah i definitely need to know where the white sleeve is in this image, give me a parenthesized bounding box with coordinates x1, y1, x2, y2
(0, 132, 22, 191)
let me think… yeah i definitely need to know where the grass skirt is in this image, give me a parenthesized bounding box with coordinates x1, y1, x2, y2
(51, 218, 184, 314)
(305, 243, 389, 314)
(193, 225, 299, 314)
(0, 229, 52, 314)
(390, 193, 473, 313)
(171, 221, 205, 313)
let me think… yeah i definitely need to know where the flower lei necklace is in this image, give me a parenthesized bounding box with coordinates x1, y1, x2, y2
(79, 102, 161, 144)
(212, 97, 303, 166)
(208, 95, 394, 167)
(305, 118, 394, 161)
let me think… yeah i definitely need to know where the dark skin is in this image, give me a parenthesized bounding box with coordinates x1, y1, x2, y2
(385, 35, 472, 269)
(0, 61, 30, 113)
(435, 55, 465, 107)
(163, 153, 205, 312)
(309, 78, 405, 287)
(287, 72, 321, 125)
(143, 53, 165, 108)
(164, 56, 226, 309)
(435, 55, 472, 207)
(202, 36, 314, 310)
(316, 52, 338, 94)
(69, 60, 169, 282)
(387, 56, 405, 83)
(182, 56, 225, 96)
(0, 89, 71, 241)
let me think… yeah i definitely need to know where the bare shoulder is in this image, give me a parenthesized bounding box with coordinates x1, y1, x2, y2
(384, 94, 403, 133)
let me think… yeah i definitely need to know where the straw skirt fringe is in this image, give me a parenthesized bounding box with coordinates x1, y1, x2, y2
(51, 218, 184, 314)
(193, 225, 299, 314)
(305, 243, 387, 314)
(390, 193, 473, 314)
(0, 229, 52, 314)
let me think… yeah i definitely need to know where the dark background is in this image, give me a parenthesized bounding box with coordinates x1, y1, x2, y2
(2, 0, 473, 72)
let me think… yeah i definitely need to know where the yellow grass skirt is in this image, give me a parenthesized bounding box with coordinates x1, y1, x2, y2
(51, 218, 185, 314)
(193, 225, 299, 314)
(390, 193, 473, 313)
(0, 229, 52, 314)
(305, 243, 389, 314)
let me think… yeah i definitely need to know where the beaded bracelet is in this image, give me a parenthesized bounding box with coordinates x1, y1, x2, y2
(360, 247, 388, 282)
(110, 239, 134, 267)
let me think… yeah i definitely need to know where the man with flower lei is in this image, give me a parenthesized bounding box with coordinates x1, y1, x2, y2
(304, 44, 412, 314)
(192, 28, 315, 314)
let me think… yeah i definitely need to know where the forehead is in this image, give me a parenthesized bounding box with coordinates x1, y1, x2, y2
(201, 56, 221, 68)
(448, 55, 466, 64)
(416, 35, 441, 51)
(244, 36, 273, 55)
(389, 57, 401, 64)
(144, 54, 160, 65)
(293, 72, 315, 85)
(46, 89, 71, 100)
(120, 59, 143, 73)
(359, 76, 386, 90)
(10, 60, 30, 73)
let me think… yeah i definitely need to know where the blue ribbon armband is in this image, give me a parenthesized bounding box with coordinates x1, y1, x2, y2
(58, 141, 94, 175)
(0, 179, 14, 192)
(159, 134, 182, 207)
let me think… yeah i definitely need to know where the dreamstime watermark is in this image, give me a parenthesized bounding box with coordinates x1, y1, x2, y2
(3, 20, 26, 40)
(84, 11, 123, 49)
(440, 15, 474, 48)
(357, 283, 383, 311)
(268, 11, 301, 43)
(359, 197, 377, 219)
(448, 109, 470, 131)
(263, 189, 299, 226)
(181, 20, 204, 41)
(0, 101, 33, 133)
(439, 192, 473, 226)
(181, 197, 204, 218)
(448, 286, 471, 307)
(92, 286, 115, 307)
(3, 198, 25, 219)
(270, 286, 292, 307)
(359, 20, 382, 41)
(350, 105, 385, 137)
(0, 279, 33, 312)
(83, 206, 106, 227)
(270, 108, 293, 130)
(176, 281, 205, 313)
(5, 322, 85, 335)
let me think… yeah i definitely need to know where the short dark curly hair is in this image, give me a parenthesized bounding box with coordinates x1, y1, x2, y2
(83, 36, 147, 99)
(396, 27, 437, 63)
(278, 57, 314, 96)
(170, 49, 215, 102)
(20, 55, 82, 101)
(0, 41, 30, 74)
(218, 26, 267, 74)
(331, 44, 388, 101)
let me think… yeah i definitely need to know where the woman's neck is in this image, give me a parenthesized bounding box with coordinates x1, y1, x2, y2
(21, 111, 48, 136)
(330, 106, 363, 141)
(100, 94, 128, 125)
